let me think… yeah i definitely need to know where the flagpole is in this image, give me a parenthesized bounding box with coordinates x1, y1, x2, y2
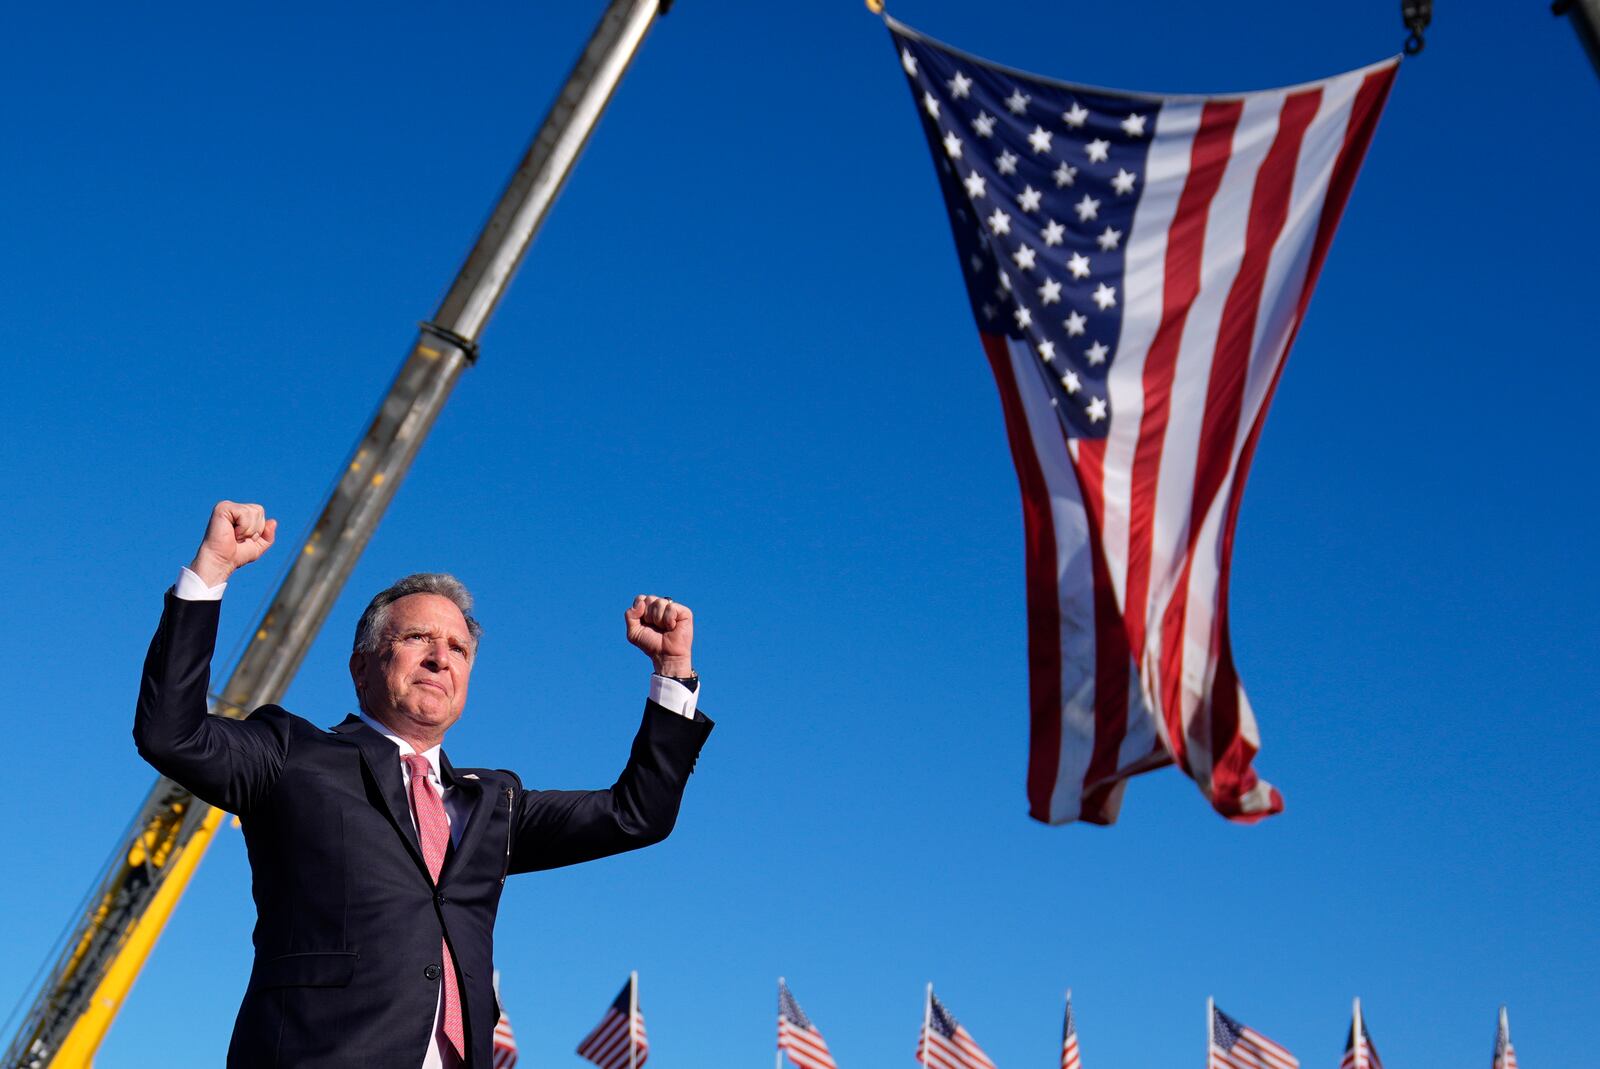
(776, 977, 784, 1069)
(630, 970, 639, 1069)
(1352, 997, 1363, 1069)
(921, 983, 933, 1066)
(1206, 997, 1215, 1069)
(1498, 1005, 1510, 1068)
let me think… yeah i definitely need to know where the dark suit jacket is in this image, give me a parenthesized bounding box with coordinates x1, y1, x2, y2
(134, 591, 712, 1068)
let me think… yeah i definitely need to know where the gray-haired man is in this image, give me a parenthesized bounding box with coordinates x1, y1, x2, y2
(135, 501, 713, 1069)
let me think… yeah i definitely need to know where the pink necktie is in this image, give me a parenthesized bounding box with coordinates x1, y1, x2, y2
(403, 753, 466, 1061)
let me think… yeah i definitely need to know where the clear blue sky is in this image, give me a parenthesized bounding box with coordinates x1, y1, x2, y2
(2, 1, 1595, 1066)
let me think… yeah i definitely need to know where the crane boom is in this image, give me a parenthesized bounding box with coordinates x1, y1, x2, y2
(4, 4, 671, 1065)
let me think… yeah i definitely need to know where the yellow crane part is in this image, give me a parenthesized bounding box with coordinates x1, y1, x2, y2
(46, 805, 226, 1069)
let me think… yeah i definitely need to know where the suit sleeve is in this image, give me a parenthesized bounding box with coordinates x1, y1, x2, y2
(507, 702, 713, 874)
(133, 589, 291, 815)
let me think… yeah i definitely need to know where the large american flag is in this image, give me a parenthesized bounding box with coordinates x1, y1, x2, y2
(918, 991, 997, 1069)
(577, 974, 649, 1069)
(1493, 1006, 1518, 1069)
(888, 17, 1397, 822)
(1209, 1004, 1298, 1069)
(1339, 1004, 1382, 1069)
(1061, 991, 1081, 1069)
(777, 979, 839, 1069)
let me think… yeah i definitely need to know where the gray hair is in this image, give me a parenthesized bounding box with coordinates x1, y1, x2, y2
(353, 573, 483, 655)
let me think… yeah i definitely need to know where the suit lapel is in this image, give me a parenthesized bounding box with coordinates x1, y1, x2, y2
(329, 715, 428, 876)
(438, 750, 489, 886)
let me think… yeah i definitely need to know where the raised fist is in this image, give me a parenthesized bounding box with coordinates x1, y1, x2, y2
(189, 501, 277, 587)
(625, 595, 694, 678)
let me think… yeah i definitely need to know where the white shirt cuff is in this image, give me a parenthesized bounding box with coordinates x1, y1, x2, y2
(648, 675, 699, 719)
(175, 566, 227, 601)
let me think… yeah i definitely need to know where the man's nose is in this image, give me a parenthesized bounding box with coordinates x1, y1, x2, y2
(421, 640, 450, 670)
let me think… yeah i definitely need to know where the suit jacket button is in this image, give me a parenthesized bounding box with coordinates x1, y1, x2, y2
(424, 964, 442, 981)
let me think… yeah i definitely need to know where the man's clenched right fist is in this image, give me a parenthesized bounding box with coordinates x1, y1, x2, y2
(189, 500, 277, 587)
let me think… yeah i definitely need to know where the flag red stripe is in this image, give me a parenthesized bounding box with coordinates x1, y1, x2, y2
(1120, 98, 1244, 777)
(981, 331, 1067, 819)
(1070, 436, 1132, 815)
(779, 1023, 836, 1065)
(921, 1035, 967, 1069)
(1155, 86, 1320, 812)
(1202, 64, 1395, 816)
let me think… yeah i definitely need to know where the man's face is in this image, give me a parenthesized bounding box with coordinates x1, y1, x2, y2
(350, 593, 475, 744)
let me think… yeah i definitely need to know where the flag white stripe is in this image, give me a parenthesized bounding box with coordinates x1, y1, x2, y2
(1145, 88, 1283, 789)
(1180, 74, 1363, 788)
(1103, 98, 1201, 610)
(1005, 339, 1101, 823)
(779, 1024, 835, 1064)
(1171, 88, 1302, 779)
(1102, 99, 1204, 772)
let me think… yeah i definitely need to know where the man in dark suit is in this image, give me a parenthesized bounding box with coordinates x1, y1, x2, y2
(135, 501, 713, 1069)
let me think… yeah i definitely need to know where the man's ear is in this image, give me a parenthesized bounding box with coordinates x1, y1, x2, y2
(349, 650, 367, 703)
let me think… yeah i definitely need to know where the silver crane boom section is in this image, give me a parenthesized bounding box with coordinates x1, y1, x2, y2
(4, 3, 668, 1065)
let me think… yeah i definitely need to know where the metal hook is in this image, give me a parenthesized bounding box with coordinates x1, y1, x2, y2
(1401, 0, 1432, 55)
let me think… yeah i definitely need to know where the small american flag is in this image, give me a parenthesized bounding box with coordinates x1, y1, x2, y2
(1210, 1004, 1298, 1069)
(577, 974, 648, 1069)
(493, 1004, 519, 1069)
(918, 990, 997, 1069)
(778, 979, 838, 1069)
(491, 971, 519, 1069)
(1339, 1003, 1382, 1069)
(887, 17, 1397, 823)
(1493, 1006, 1518, 1069)
(1060, 991, 1081, 1069)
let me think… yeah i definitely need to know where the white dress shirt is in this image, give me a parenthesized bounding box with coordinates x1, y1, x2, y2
(172, 567, 699, 1067)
